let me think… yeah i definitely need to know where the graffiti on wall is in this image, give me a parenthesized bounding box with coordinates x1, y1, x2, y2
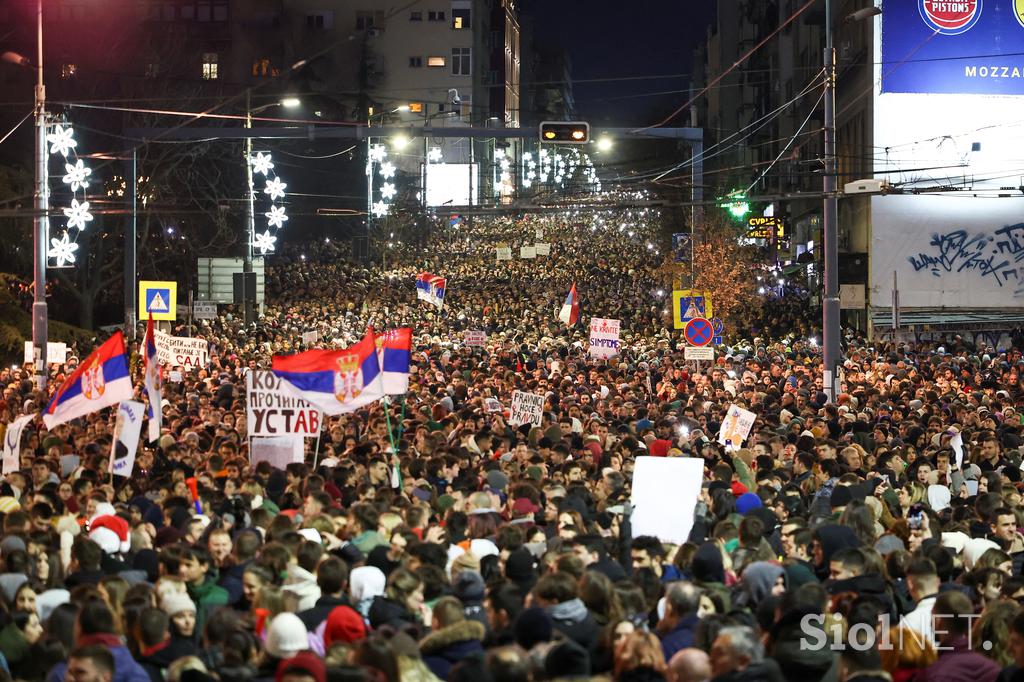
(907, 223, 1024, 294)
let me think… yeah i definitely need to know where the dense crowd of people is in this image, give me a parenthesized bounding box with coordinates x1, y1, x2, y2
(0, 208, 1021, 682)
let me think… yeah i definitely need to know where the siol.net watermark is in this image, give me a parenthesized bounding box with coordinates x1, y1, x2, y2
(799, 613, 990, 651)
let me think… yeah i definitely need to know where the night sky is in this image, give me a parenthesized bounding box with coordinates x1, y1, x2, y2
(522, 1, 718, 126)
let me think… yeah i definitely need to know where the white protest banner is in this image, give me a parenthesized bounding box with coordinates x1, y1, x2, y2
(246, 370, 320, 437)
(520, 245, 536, 259)
(250, 436, 304, 469)
(193, 302, 217, 320)
(509, 390, 544, 428)
(24, 342, 67, 365)
(168, 370, 183, 383)
(718, 403, 757, 451)
(3, 415, 33, 475)
(684, 346, 714, 361)
(464, 330, 487, 347)
(535, 227, 543, 239)
(301, 330, 319, 345)
(588, 318, 621, 359)
(631, 457, 703, 545)
(485, 398, 503, 413)
(496, 246, 512, 261)
(109, 400, 144, 478)
(154, 330, 208, 370)
(535, 243, 551, 256)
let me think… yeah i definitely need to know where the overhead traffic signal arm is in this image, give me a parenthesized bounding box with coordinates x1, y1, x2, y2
(539, 121, 590, 144)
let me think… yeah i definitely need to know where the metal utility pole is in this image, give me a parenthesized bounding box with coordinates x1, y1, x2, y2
(243, 91, 255, 324)
(822, 0, 840, 403)
(32, 0, 48, 390)
(124, 148, 137, 340)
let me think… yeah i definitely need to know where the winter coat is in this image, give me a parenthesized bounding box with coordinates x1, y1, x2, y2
(298, 594, 351, 632)
(546, 598, 599, 665)
(710, 659, 786, 682)
(660, 613, 700, 663)
(917, 635, 1000, 682)
(368, 595, 419, 631)
(420, 620, 485, 680)
(283, 564, 321, 612)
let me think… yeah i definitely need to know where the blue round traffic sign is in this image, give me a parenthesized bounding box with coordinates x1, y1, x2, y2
(684, 317, 713, 347)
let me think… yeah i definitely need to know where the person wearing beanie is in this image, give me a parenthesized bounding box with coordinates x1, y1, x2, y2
(514, 607, 553, 650)
(263, 613, 310, 666)
(735, 492, 763, 515)
(322, 605, 366, 648)
(275, 652, 326, 682)
(161, 592, 198, 648)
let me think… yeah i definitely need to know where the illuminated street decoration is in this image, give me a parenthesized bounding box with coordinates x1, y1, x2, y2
(46, 122, 95, 268)
(248, 151, 288, 254)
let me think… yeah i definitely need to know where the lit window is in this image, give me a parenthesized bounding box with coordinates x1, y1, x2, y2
(252, 58, 272, 77)
(452, 48, 470, 76)
(60, 63, 77, 79)
(408, 102, 424, 113)
(452, 9, 470, 29)
(201, 52, 218, 80)
(427, 56, 446, 67)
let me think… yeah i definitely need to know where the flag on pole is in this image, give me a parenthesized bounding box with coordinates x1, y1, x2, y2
(558, 283, 580, 326)
(271, 328, 385, 415)
(376, 327, 412, 396)
(143, 313, 162, 443)
(43, 331, 132, 429)
(416, 272, 446, 310)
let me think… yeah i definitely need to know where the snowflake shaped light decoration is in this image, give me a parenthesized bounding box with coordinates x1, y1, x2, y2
(379, 162, 396, 180)
(253, 230, 277, 254)
(428, 147, 443, 163)
(47, 120, 99, 268)
(371, 201, 390, 218)
(63, 198, 93, 230)
(265, 205, 288, 228)
(47, 231, 79, 267)
(264, 177, 287, 200)
(62, 159, 92, 192)
(250, 152, 274, 176)
(380, 182, 397, 200)
(369, 144, 388, 162)
(47, 124, 77, 157)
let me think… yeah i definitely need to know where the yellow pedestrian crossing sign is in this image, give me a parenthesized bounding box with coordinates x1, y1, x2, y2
(139, 281, 177, 321)
(672, 289, 713, 330)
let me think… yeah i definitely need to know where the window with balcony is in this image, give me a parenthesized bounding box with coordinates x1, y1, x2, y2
(201, 52, 218, 80)
(356, 12, 374, 29)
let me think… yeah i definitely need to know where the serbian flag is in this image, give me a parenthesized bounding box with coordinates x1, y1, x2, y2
(143, 314, 162, 443)
(558, 283, 580, 326)
(416, 272, 446, 310)
(43, 331, 132, 428)
(272, 328, 385, 415)
(376, 327, 412, 396)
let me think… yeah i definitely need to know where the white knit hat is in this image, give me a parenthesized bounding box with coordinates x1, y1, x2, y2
(264, 613, 309, 659)
(161, 592, 196, 618)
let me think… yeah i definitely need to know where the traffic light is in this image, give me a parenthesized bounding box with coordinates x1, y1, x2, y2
(539, 121, 590, 144)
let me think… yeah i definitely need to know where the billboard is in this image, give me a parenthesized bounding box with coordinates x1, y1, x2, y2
(871, 3, 1024, 310)
(881, 0, 1024, 95)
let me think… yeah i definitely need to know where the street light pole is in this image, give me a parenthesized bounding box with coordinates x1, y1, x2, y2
(243, 90, 255, 324)
(32, 0, 48, 390)
(822, 0, 840, 403)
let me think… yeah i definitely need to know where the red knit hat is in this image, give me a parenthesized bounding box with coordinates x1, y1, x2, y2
(730, 481, 749, 497)
(89, 514, 130, 554)
(648, 439, 672, 457)
(275, 652, 325, 682)
(324, 605, 366, 647)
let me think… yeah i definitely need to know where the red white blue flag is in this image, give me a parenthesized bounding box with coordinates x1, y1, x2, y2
(375, 327, 413, 396)
(559, 282, 580, 326)
(43, 331, 132, 428)
(416, 272, 446, 310)
(272, 328, 385, 415)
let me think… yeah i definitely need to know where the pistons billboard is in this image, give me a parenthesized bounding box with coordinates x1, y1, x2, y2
(882, 0, 1024, 95)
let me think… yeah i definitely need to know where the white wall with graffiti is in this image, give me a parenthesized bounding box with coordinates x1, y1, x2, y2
(871, 196, 1024, 308)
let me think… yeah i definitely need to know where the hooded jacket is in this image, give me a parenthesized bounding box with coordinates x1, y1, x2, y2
(283, 564, 322, 612)
(420, 620, 485, 680)
(813, 524, 860, 580)
(546, 598, 599, 662)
